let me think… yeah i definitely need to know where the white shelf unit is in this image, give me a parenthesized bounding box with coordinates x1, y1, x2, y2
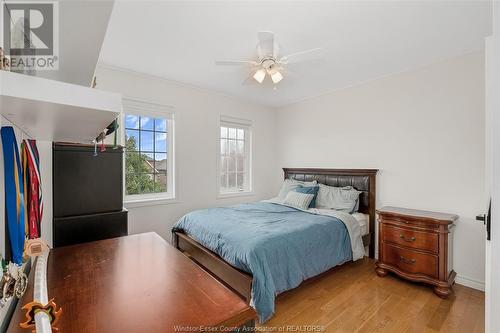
(0, 71, 121, 143)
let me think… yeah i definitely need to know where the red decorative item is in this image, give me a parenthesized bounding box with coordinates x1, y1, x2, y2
(100, 138, 106, 153)
(21, 140, 43, 239)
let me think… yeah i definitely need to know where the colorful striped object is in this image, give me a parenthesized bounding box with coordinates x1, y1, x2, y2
(1, 127, 26, 265)
(21, 139, 43, 239)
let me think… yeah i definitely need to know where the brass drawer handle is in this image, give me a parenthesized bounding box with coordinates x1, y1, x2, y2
(400, 256, 416, 265)
(399, 234, 416, 242)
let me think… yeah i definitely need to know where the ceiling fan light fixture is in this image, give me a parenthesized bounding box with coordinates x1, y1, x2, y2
(253, 69, 266, 83)
(271, 70, 283, 84)
(215, 32, 323, 89)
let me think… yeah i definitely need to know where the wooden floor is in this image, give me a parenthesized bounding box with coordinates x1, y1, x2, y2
(259, 258, 484, 333)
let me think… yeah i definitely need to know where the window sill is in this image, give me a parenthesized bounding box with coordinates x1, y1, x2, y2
(217, 191, 255, 200)
(124, 196, 179, 208)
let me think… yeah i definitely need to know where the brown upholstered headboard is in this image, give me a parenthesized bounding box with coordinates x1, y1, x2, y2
(283, 168, 378, 258)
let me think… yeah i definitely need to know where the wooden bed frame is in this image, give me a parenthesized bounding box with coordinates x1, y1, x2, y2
(173, 168, 378, 302)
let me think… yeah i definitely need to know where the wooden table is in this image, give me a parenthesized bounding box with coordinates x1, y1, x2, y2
(7, 233, 256, 332)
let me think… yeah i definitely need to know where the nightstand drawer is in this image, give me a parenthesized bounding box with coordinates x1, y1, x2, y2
(382, 243, 438, 278)
(382, 224, 438, 253)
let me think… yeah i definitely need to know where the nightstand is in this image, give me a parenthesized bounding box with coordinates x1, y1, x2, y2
(375, 206, 457, 298)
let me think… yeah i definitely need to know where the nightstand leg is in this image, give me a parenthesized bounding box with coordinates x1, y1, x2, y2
(375, 265, 388, 277)
(433, 285, 452, 298)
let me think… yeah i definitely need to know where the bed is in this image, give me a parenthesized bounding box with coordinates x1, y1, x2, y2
(172, 168, 377, 321)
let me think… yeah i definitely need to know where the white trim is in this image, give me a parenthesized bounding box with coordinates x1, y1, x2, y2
(97, 62, 270, 109)
(122, 97, 174, 119)
(455, 274, 485, 291)
(280, 51, 485, 108)
(220, 115, 253, 127)
(100, 53, 483, 109)
(125, 191, 173, 202)
(169, 116, 176, 199)
(217, 191, 256, 200)
(121, 98, 176, 201)
(124, 196, 179, 208)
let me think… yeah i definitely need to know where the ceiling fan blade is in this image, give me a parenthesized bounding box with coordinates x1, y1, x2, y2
(280, 48, 323, 64)
(257, 31, 276, 59)
(215, 60, 257, 66)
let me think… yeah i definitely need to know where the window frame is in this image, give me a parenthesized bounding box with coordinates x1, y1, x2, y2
(122, 98, 175, 204)
(217, 115, 253, 197)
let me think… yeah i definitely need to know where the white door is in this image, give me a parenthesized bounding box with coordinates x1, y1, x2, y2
(485, 2, 500, 331)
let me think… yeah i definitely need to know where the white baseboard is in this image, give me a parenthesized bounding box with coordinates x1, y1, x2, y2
(455, 274, 485, 291)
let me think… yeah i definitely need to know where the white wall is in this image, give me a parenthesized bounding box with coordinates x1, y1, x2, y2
(95, 65, 277, 240)
(275, 52, 486, 290)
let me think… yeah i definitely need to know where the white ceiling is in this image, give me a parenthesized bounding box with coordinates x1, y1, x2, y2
(99, 1, 492, 107)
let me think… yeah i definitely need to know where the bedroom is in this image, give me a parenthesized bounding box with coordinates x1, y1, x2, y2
(0, 0, 497, 332)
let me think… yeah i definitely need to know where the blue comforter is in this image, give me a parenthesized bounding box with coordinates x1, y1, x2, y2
(172, 202, 352, 322)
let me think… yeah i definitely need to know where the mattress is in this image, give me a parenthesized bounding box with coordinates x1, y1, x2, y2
(352, 212, 369, 236)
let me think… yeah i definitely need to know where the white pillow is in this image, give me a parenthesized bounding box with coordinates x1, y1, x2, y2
(316, 184, 361, 213)
(277, 179, 317, 200)
(283, 191, 315, 210)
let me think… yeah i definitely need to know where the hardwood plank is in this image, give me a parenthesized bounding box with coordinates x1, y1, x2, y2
(257, 258, 484, 333)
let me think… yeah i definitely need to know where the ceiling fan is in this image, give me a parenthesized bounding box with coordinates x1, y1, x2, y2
(215, 31, 323, 87)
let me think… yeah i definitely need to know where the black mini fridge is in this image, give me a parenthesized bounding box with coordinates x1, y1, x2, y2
(53, 143, 128, 247)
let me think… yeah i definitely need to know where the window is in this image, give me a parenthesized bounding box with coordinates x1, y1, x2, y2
(218, 116, 252, 195)
(123, 99, 174, 201)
